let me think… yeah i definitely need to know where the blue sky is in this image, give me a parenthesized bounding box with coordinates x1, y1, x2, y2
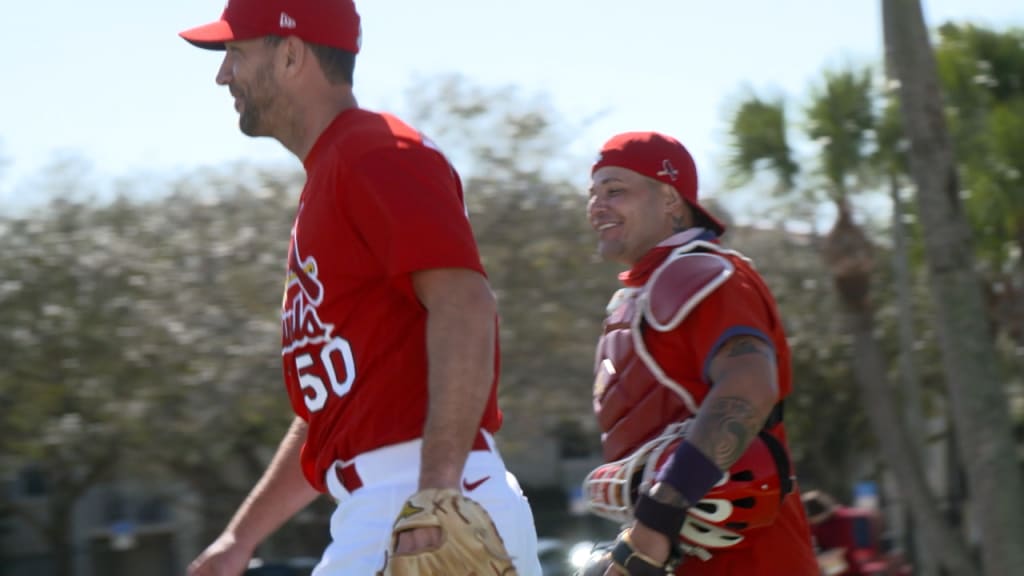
(2, 0, 1022, 213)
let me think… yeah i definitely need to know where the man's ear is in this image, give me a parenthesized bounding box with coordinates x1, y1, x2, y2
(661, 184, 694, 227)
(280, 36, 307, 75)
(661, 183, 683, 212)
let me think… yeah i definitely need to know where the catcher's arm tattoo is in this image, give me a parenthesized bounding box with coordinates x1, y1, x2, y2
(687, 335, 780, 471)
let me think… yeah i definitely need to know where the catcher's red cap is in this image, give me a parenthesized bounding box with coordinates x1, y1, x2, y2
(592, 131, 725, 235)
(180, 0, 361, 53)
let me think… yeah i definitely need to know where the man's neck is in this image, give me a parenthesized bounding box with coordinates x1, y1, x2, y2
(285, 90, 359, 161)
(654, 227, 708, 249)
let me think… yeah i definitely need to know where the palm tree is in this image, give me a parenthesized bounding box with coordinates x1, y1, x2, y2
(882, 1, 1024, 574)
(934, 23, 1024, 354)
(875, 94, 940, 576)
(726, 64, 977, 575)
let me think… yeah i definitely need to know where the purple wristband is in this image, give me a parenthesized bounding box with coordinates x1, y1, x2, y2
(656, 441, 725, 505)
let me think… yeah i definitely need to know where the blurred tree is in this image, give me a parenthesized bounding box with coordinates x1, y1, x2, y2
(936, 23, 1024, 266)
(874, 95, 941, 576)
(727, 63, 976, 573)
(726, 93, 799, 193)
(935, 23, 1024, 350)
(125, 167, 311, 546)
(884, 1, 1024, 574)
(0, 193, 164, 576)
(0, 164, 327, 571)
(404, 74, 583, 183)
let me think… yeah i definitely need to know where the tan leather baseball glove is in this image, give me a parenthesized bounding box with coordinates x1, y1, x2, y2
(377, 488, 517, 575)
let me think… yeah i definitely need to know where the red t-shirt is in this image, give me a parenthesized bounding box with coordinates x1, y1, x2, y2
(280, 108, 502, 491)
(624, 241, 819, 574)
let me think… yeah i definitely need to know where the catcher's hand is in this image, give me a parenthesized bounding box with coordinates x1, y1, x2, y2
(576, 541, 615, 576)
(377, 488, 517, 575)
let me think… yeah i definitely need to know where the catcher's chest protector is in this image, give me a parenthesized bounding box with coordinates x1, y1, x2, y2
(593, 287, 695, 462)
(594, 248, 736, 462)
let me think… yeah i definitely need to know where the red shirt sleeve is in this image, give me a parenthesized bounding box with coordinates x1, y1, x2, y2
(679, 267, 785, 391)
(346, 145, 485, 283)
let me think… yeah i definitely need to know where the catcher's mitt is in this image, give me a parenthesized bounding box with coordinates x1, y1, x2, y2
(377, 488, 517, 576)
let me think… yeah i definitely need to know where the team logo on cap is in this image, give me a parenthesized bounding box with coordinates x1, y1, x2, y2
(656, 159, 678, 182)
(280, 12, 297, 29)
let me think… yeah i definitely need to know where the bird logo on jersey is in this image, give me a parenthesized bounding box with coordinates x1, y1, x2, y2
(281, 228, 334, 354)
(286, 239, 324, 305)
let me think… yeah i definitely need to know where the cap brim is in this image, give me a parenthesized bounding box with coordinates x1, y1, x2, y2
(179, 20, 237, 50)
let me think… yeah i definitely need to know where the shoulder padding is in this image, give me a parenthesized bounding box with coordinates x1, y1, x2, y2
(643, 252, 734, 332)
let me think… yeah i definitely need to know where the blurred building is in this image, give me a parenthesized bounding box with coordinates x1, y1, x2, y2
(1, 466, 179, 576)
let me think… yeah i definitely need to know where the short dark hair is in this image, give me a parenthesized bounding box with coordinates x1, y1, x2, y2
(265, 36, 356, 86)
(307, 43, 356, 85)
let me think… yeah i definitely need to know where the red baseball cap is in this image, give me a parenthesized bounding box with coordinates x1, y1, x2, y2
(592, 131, 725, 235)
(180, 0, 361, 53)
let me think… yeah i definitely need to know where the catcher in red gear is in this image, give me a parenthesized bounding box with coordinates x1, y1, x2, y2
(582, 132, 819, 575)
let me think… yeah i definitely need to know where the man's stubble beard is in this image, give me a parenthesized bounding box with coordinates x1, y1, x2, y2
(238, 64, 280, 138)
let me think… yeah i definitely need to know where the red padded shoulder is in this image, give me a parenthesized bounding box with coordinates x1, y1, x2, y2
(644, 252, 734, 331)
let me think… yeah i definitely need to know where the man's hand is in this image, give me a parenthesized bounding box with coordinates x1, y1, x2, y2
(377, 489, 515, 575)
(187, 532, 255, 576)
(625, 522, 672, 563)
(603, 523, 672, 576)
